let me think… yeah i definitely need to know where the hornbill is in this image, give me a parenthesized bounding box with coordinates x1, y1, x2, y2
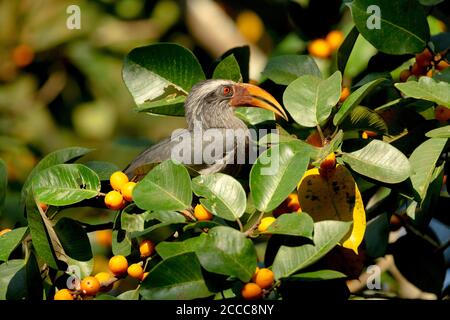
(124, 79, 287, 180)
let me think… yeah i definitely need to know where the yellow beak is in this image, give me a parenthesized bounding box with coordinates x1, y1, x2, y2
(231, 83, 288, 121)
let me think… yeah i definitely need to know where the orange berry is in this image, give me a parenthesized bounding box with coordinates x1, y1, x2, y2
(109, 171, 129, 191)
(108, 255, 128, 276)
(254, 268, 274, 289)
(38, 202, 48, 211)
(95, 230, 113, 247)
(362, 131, 377, 140)
(308, 39, 331, 59)
(426, 69, 433, 77)
(194, 204, 213, 221)
(80, 276, 101, 296)
(435, 105, 450, 122)
(236, 10, 264, 43)
(399, 69, 412, 82)
(11, 44, 34, 67)
(258, 217, 276, 232)
(127, 263, 144, 280)
(436, 60, 450, 71)
(0, 228, 12, 237)
(306, 131, 323, 147)
(139, 240, 155, 258)
(339, 87, 350, 102)
(94, 272, 112, 285)
(241, 283, 262, 300)
(104, 190, 125, 210)
(121, 181, 136, 202)
(54, 289, 74, 300)
(325, 30, 344, 51)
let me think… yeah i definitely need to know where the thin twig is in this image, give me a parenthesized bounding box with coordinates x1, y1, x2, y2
(244, 211, 265, 237)
(316, 125, 325, 144)
(236, 218, 244, 232)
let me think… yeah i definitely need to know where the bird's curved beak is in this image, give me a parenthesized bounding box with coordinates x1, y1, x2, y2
(231, 83, 288, 121)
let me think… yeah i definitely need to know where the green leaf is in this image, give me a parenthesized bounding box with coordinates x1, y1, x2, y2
(84, 161, 119, 181)
(395, 77, 450, 107)
(192, 173, 246, 221)
(21, 147, 92, 203)
(262, 55, 321, 85)
(351, 0, 429, 54)
(212, 54, 241, 82)
(283, 72, 342, 127)
(122, 43, 205, 116)
(213, 46, 250, 83)
(145, 210, 186, 224)
(264, 212, 314, 238)
(0, 159, 6, 213)
(342, 140, 411, 184)
(140, 252, 212, 300)
(364, 213, 389, 258)
(195, 226, 257, 282)
(338, 26, 360, 74)
(121, 211, 148, 233)
(340, 106, 388, 133)
(156, 237, 201, 260)
(426, 125, 450, 138)
(54, 218, 93, 278)
(26, 195, 58, 269)
(419, 0, 445, 5)
(272, 221, 352, 279)
(333, 78, 387, 126)
(0, 227, 28, 261)
(117, 289, 140, 300)
(0, 255, 42, 300)
(409, 138, 447, 202)
(112, 230, 132, 257)
(290, 270, 347, 281)
(234, 107, 275, 125)
(32, 164, 100, 206)
(250, 142, 310, 212)
(133, 160, 192, 211)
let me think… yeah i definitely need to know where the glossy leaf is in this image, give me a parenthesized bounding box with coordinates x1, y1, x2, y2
(338, 26, 360, 74)
(272, 221, 352, 279)
(140, 252, 212, 300)
(283, 72, 342, 127)
(212, 54, 241, 82)
(342, 140, 411, 183)
(351, 0, 429, 54)
(340, 106, 388, 133)
(333, 78, 386, 126)
(264, 212, 314, 238)
(133, 160, 192, 211)
(409, 138, 447, 202)
(195, 226, 257, 282)
(395, 77, 450, 107)
(192, 173, 246, 221)
(21, 147, 92, 203)
(32, 164, 100, 206)
(262, 55, 321, 85)
(426, 125, 450, 138)
(250, 142, 310, 212)
(234, 107, 275, 125)
(290, 270, 347, 281)
(84, 161, 120, 181)
(123, 43, 205, 116)
(0, 227, 28, 261)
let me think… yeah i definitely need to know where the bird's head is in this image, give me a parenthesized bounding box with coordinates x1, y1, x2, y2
(184, 79, 288, 130)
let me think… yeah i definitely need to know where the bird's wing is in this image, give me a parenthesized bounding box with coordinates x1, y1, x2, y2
(124, 128, 244, 180)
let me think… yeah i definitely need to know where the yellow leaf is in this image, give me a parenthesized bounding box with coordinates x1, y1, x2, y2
(297, 165, 366, 253)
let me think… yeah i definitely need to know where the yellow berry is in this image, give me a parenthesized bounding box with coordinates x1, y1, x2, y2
(94, 272, 112, 286)
(80, 276, 101, 296)
(54, 289, 74, 300)
(194, 204, 213, 221)
(109, 171, 129, 191)
(108, 255, 128, 276)
(127, 263, 144, 280)
(104, 190, 125, 210)
(236, 10, 264, 43)
(254, 268, 274, 289)
(258, 217, 276, 233)
(241, 283, 262, 300)
(121, 181, 136, 202)
(142, 272, 149, 281)
(325, 30, 344, 51)
(308, 39, 331, 59)
(95, 230, 112, 247)
(139, 240, 155, 258)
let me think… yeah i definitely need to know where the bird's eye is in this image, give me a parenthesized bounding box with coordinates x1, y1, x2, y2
(222, 86, 232, 96)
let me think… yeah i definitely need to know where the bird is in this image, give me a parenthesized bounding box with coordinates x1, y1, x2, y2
(124, 79, 287, 180)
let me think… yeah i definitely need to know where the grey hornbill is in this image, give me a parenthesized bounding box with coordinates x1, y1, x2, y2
(124, 79, 288, 180)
